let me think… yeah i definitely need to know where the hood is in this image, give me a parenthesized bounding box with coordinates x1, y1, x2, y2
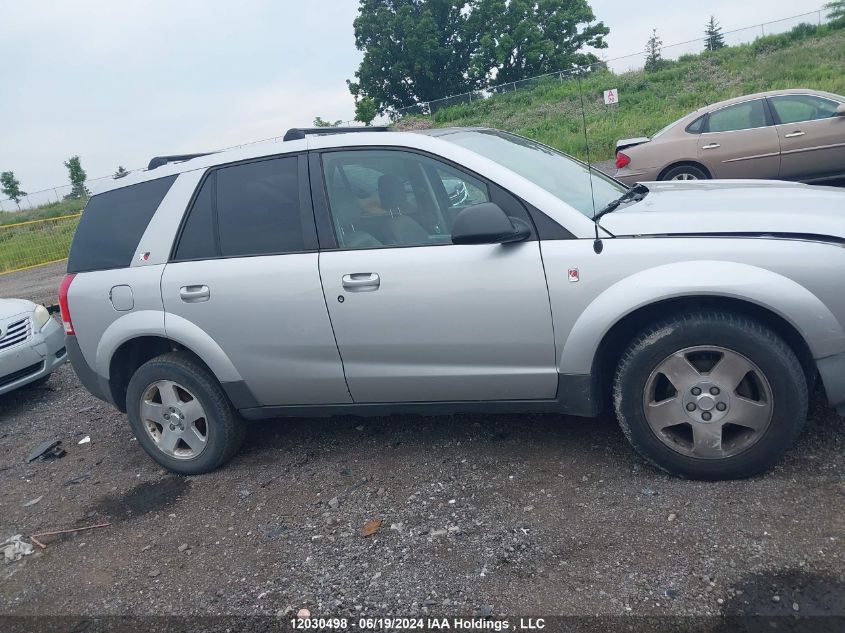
(600, 180, 845, 241)
(0, 298, 36, 319)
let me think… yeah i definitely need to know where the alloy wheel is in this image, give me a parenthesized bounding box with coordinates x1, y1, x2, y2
(642, 346, 773, 459)
(140, 380, 208, 460)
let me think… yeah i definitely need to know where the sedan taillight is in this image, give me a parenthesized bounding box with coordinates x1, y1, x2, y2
(616, 152, 631, 169)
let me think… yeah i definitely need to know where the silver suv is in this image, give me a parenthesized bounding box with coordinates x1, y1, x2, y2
(62, 127, 845, 479)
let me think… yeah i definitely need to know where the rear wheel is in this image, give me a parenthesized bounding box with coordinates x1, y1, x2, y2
(661, 164, 709, 181)
(126, 352, 245, 474)
(614, 312, 807, 479)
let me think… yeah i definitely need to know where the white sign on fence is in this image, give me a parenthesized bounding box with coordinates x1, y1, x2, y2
(603, 88, 619, 105)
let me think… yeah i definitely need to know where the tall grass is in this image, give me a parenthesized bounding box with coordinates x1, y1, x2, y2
(400, 20, 845, 162)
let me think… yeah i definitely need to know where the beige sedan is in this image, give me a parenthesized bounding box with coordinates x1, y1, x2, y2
(614, 89, 845, 184)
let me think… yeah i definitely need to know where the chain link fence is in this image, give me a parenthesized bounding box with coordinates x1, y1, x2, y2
(393, 9, 830, 117)
(0, 213, 80, 275)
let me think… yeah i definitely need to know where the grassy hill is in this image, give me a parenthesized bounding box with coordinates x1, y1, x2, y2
(396, 20, 845, 162)
(0, 198, 85, 226)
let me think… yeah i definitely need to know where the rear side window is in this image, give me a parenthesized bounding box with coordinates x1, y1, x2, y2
(68, 175, 176, 273)
(685, 116, 705, 134)
(173, 176, 216, 261)
(172, 156, 306, 260)
(706, 100, 769, 133)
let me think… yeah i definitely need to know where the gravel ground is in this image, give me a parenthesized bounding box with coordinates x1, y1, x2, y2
(1, 359, 843, 622)
(0, 261, 65, 308)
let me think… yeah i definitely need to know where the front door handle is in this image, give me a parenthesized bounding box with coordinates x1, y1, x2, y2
(784, 130, 805, 138)
(342, 273, 380, 292)
(179, 285, 210, 302)
(701, 143, 721, 150)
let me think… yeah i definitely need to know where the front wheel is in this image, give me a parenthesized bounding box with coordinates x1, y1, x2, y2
(614, 312, 807, 479)
(126, 352, 245, 475)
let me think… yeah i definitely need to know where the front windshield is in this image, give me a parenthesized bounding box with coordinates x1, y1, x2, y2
(438, 130, 625, 218)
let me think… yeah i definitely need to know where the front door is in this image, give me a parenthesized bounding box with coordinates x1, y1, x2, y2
(698, 99, 781, 179)
(313, 149, 558, 403)
(162, 154, 349, 406)
(768, 94, 845, 180)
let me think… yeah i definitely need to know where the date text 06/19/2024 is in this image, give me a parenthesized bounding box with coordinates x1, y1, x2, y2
(291, 617, 546, 630)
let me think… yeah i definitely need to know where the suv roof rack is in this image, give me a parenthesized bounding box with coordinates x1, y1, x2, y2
(283, 126, 390, 142)
(147, 153, 216, 170)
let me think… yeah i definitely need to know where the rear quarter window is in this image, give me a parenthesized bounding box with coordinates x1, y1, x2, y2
(67, 175, 177, 273)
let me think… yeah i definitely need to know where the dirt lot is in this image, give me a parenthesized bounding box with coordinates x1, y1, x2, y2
(1, 354, 844, 625)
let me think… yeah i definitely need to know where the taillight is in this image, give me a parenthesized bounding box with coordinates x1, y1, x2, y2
(616, 152, 631, 169)
(59, 274, 76, 335)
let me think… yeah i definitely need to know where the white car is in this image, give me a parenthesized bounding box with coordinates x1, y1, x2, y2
(0, 299, 67, 395)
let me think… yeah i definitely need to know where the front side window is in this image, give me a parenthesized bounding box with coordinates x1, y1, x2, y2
(321, 150, 491, 249)
(173, 155, 305, 260)
(769, 94, 841, 125)
(706, 100, 769, 133)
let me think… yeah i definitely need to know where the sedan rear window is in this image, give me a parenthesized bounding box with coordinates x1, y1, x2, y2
(67, 175, 176, 273)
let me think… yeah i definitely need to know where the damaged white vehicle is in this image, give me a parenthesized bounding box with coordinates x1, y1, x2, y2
(0, 298, 66, 395)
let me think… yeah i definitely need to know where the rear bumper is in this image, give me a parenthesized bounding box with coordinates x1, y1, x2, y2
(817, 352, 845, 416)
(66, 335, 113, 405)
(614, 167, 660, 186)
(0, 318, 67, 396)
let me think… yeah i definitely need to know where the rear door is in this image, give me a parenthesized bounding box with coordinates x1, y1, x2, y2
(161, 154, 349, 406)
(768, 94, 845, 180)
(312, 148, 558, 404)
(698, 99, 781, 179)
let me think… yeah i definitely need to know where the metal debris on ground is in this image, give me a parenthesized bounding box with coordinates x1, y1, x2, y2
(64, 473, 91, 486)
(2, 535, 34, 563)
(362, 519, 383, 538)
(26, 440, 65, 462)
(23, 496, 43, 507)
(29, 522, 112, 550)
(77, 436, 91, 445)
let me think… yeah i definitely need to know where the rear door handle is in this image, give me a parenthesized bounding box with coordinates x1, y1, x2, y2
(179, 285, 210, 302)
(342, 273, 380, 292)
(784, 131, 805, 138)
(701, 143, 721, 150)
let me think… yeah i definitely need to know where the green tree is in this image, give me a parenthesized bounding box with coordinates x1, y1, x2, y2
(354, 96, 379, 125)
(826, 0, 845, 20)
(64, 155, 89, 200)
(313, 117, 342, 127)
(644, 29, 664, 72)
(347, 80, 379, 125)
(467, 0, 609, 86)
(349, 0, 480, 113)
(0, 171, 26, 209)
(113, 165, 129, 179)
(704, 15, 726, 50)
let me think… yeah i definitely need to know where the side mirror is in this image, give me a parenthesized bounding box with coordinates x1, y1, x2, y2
(836, 104, 845, 117)
(451, 202, 531, 245)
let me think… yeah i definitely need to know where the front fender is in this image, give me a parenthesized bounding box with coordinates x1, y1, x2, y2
(558, 260, 845, 375)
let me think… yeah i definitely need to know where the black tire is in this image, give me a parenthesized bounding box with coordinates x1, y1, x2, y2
(126, 351, 245, 475)
(660, 164, 709, 181)
(613, 312, 807, 480)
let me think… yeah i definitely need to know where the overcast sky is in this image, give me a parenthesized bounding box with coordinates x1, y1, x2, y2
(0, 0, 825, 194)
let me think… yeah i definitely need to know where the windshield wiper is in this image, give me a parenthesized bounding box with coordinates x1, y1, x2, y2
(593, 183, 649, 222)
